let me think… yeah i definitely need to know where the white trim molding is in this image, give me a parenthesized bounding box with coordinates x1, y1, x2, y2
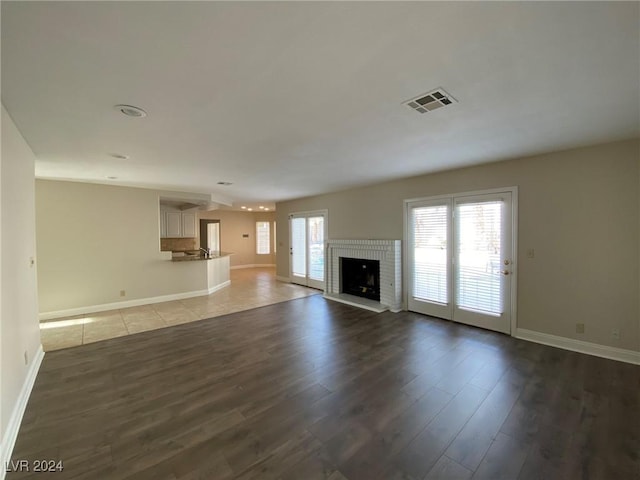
(207, 280, 231, 295)
(39, 284, 231, 321)
(275, 275, 290, 283)
(1, 345, 44, 479)
(516, 328, 640, 365)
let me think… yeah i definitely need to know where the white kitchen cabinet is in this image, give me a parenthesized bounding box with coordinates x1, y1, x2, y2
(160, 211, 167, 237)
(165, 212, 182, 237)
(182, 213, 196, 238)
(160, 209, 198, 238)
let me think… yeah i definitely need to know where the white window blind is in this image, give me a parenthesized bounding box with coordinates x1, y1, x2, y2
(256, 221, 270, 254)
(412, 204, 448, 304)
(455, 200, 503, 315)
(291, 217, 306, 277)
(307, 216, 324, 282)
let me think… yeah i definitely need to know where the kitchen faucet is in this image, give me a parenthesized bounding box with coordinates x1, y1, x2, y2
(199, 247, 209, 258)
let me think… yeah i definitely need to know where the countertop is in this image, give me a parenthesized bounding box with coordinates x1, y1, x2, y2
(170, 251, 233, 262)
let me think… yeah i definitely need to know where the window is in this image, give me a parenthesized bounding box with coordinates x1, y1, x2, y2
(256, 221, 270, 254)
(273, 221, 277, 253)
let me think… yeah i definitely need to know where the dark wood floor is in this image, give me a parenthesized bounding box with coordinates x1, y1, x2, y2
(8, 296, 640, 479)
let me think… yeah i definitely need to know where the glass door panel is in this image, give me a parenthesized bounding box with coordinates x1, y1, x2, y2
(407, 201, 453, 319)
(307, 216, 325, 288)
(291, 217, 307, 280)
(290, 212, 326, 290)
(407, 191, 514, 334)
(453, 194, 511, 333)
(455, 201, 503, 315)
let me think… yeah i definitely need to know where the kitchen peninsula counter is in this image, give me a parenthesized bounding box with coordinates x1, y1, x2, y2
(165, 251, 232, 295)
(170, 251, 234, 262)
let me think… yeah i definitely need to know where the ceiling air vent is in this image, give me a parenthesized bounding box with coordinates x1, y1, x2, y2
(404, 88, 457, 114)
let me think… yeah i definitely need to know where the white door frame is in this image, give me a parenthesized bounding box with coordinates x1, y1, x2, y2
(288, 209, 328, 291)
(403, 187, 518, 336)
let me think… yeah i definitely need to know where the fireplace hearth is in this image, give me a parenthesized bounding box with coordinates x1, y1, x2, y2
(341, 257, 380, 301)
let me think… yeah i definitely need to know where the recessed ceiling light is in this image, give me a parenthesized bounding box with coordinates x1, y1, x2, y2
(217, 181, 233, 186)
(241, 206, 247, 209)
(109, 153, 129, 160)
(114, 104, 147, 118)
(106, 176, 118, 180)
(264, 208, 269, 211)
(248, 208, 253, 211)
(259, 206, 265, 209)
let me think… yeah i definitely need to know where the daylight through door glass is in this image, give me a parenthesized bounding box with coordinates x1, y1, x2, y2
(412, 204, 448, 304)
(307, 216, 324, 282)
(291, 217, 306, 278)
(455, 201, 503, 315)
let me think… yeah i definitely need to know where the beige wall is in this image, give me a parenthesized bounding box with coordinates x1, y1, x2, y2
(36, 181, 208, 314)
(198, 210, 276, 268)
(1, 106, 42, 443)
(277, 139, 640, 352)
(35, 181, 277, 314)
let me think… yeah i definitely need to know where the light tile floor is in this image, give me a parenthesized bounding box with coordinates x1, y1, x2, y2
(40, 267, 318, 352)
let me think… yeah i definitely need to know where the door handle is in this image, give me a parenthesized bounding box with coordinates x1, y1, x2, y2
(501, 270, 510, 276)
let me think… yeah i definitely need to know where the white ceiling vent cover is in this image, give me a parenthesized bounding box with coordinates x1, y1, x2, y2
(404, 88, 457, 114)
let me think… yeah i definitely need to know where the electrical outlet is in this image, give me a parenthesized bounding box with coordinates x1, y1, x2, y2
(611, 329, 620, 340)
(576, 323, 585, 334)
(120, 290, 126, 297)
(24, 350, 28, 365)
(527, 249, 535, 258)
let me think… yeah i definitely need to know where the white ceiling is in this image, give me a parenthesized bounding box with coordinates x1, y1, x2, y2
(2, 2, 639, 206)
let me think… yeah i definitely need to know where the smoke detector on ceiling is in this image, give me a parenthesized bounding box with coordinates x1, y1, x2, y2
(404, 88, 457, 114)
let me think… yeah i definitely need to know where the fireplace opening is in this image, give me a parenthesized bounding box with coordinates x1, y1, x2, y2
(340, 257, 380, 302)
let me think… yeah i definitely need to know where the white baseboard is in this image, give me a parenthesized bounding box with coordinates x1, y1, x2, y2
(39, 285, 227, 321)
(516, 328, 640, 365)
(275, 276, 290, 283)
(230, 264, 276, 270)
(1, 345, 45, 480)
(207, 280, 231, 295)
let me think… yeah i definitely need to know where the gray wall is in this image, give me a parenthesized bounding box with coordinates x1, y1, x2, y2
(277, 139, 640, 352)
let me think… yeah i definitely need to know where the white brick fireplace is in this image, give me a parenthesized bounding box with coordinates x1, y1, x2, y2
(324, 239, 402, 312)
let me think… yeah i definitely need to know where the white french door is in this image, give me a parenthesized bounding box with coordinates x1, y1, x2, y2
(406, 189, 516, 334)
(289, 211, 326, 290)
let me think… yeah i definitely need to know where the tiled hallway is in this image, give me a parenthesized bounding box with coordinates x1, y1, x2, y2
(40, 267, 318, 351)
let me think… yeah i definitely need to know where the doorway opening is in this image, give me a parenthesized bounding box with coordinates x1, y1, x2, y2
(200, 219, 221, 253)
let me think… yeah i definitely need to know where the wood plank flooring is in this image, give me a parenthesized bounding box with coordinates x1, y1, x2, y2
(7, 296, 640, 479)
